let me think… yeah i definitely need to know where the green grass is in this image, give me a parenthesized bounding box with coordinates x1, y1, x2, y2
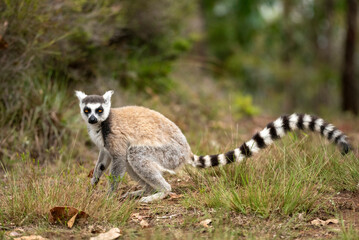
(183, 136, 359, 219)
(339, 223, 359, 240)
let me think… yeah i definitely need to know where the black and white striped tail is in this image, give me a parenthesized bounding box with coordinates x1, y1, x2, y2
(191, 113, 351, 168)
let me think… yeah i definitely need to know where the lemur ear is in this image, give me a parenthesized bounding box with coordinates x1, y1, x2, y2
(103, 90, 114, 103)
(75, 91, 87, 102)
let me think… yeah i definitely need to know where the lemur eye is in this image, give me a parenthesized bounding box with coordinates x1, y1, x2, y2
(84, 108, 91, 114)
(96, 107, 104, 114)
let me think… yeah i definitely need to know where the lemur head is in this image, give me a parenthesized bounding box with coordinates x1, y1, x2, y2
(75, 90, 114, 125)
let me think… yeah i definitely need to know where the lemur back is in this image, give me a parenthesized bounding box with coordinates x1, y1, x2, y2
(76, 90, 352, 203)
(101, 106, 192, 170)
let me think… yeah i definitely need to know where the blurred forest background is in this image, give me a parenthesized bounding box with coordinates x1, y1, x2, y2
(0, 0, 358, 166)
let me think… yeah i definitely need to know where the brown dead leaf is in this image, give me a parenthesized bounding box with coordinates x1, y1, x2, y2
(14, 236, 48, 240)
(90, 228, 121, 240)
(325, 219, 339, 225)
(311, 218, 324, 226)
(131, 212, 150, 221)
(139, 219, 150, 228)
(131, 213, 151, 228)
(311, 218, 339, 226)
(131, 212, 141, 220)
(67, 212, 78, 229)
(88, 169, 94, 178)
(49, 206, 89, 228)
(199, 219, 212, 228)
(168, 192, 183, 200)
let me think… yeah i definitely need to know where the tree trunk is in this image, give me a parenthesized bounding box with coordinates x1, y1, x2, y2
(341, 0, 358, 115)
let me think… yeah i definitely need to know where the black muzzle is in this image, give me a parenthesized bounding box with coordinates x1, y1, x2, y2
(88, 115, 98, 124)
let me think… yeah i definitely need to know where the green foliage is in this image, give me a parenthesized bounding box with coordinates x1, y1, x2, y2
(0, 0, 195, 163)
(339, 222, 359, 240)
(201, 0, 348, 112)
(201, 0, 265, 59)
(233, 94, 260, 118)
(0, 74, 76, 164)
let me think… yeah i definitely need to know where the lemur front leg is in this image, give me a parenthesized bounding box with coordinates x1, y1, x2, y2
(108, 154, 127, 193)
(91, 149, 111, 186)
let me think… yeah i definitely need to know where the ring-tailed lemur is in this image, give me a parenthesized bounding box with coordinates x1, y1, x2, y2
(76, 90, 352, 203)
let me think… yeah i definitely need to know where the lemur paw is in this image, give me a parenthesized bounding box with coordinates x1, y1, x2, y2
(139, 192, 169, 203)
(91, 177, 99, 186)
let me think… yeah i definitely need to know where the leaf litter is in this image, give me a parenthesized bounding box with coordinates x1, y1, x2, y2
(90, 228, 122, 240)
(199, 219, 212, 228)
(48, 206, 89, 228)
(310, 218, 339, 226)
(131, 213, 151, 228)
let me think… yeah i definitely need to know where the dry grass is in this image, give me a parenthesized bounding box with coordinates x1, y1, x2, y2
(1, 121, 359, 239)
(0, 153, 136, 228)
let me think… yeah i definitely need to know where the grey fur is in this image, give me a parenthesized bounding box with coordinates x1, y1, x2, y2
(108, 153, 127, 192)
(76, 90, 188, 202)
(83, 95, 105, 104)
(91, 149, 112, 185)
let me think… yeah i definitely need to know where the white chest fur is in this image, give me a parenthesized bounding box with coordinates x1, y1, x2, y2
(87, 124, 104, 149)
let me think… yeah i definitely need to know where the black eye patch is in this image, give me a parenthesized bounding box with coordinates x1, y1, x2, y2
(83, 107, 91, 114)
(96, 107, 104, 114)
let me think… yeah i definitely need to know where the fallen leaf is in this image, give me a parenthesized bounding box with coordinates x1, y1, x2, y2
(90, 228, 121, 240)
(88, 169, 94, 178)
(49, 206, 89, 228)
(15, 228, 25, 233)
(9, 231, 22, 237)
(139, 219, 150, 228)
(200, 219, 212, 228)
(311, 218, 339, 226)
(14, 236, 48, 240)
(168, 192, 183, 200)
(131, 212, 141, 220)
(311, 218, 324, 226)
(131, 213, 150, 221)
(67, 212, 78, 229)
(325, 219, 339, 225)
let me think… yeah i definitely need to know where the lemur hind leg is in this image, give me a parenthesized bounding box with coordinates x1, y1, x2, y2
(121, 162, 152, 199)
(127, 146, 172, 203)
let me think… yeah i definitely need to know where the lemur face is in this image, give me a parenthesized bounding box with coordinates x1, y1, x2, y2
(75, 90, 114, 125)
